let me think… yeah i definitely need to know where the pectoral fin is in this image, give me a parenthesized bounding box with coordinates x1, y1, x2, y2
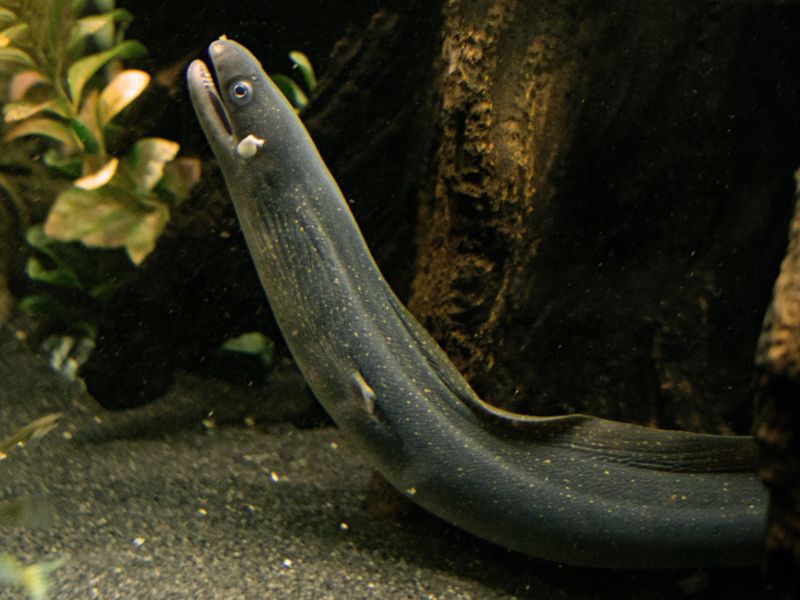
(351, 370, 378, 419)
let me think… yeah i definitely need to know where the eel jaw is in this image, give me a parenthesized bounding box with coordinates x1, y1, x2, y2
(187, 58, 234, 155)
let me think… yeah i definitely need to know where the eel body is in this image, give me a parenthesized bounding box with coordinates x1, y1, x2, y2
(187, 39, 767, 569)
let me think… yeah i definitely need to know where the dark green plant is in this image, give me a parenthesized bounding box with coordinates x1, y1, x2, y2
(0, 554, 63, 600)
(271, 51, 317, 111)
(219, 331, 275, 369)
(0, 0, 199, 264)
(0, 0, 199, 345)
(18, 224, 128, 339)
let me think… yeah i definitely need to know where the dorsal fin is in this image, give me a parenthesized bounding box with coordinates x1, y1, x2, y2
(350, 370, 379, 420)
(384, 289, 758, 473)
(383, 289, 584, 428)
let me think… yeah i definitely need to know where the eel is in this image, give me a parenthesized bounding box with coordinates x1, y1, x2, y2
(186, 38, 767, 569)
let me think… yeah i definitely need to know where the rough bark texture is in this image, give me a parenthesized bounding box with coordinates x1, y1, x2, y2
(755, 172, 800, 594)
(47, 1, 797, 428)
(408, 0, 800, 433)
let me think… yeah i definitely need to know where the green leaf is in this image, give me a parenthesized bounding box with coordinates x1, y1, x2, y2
(0, 9, 17, 28)
(0, 22, 29, 46)
(8, 70, 51, 102)
(25, 226, 53, 252)
(68, 117, 100, 153)
(43, 185, 169, 264)
(76, 88, 104, 154)
(4, 117, 78, 151)
(67, 9, 132, 51)
(26, 256, 83, 289)
(66, 39, 147, 106)
(123, 137, 179, 193)
(93, 0, 117, 11)
(4, 100, 51, 123)
(42, 149, 83, 178)
(74, 158, 118, 190)
(88, 280, 115, 302)
(220, 332, 275, 367)
(98, 69, 149, 125)
(123, 201, 169, 264)
(288, 51, 316, 91)
(25, 225, 95, 276)
(0, 414, 62, 453)
(270, 74, 308, 110)
(0, 47, 34, 68)
(158, 157, 201, 203)
(17, 294, 67, 320)
(43, 186, 134, 243)
(4, 98, 68, 123)
(0, 554, 64, 600)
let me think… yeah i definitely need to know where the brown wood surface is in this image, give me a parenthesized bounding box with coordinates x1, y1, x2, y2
(756, 172, 800, 593)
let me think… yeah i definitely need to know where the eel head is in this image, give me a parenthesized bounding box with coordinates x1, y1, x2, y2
(187, 37, 298, 170)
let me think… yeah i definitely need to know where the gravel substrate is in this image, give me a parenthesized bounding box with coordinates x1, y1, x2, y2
(0, 328, 768, 598)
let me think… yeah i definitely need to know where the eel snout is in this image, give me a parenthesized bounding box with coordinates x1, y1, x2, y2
(187, 58, 233, 140)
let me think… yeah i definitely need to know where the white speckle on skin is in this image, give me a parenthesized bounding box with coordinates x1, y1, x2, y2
(237, 134, 265, 158)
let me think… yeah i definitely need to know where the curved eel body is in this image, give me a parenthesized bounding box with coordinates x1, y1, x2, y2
(187, 39, 766, 569)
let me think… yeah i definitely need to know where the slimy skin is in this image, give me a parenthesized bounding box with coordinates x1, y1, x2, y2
(187, 39, 767, 569)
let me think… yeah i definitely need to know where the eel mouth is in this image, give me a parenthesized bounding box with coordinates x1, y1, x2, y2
(187, 58, 233, 139)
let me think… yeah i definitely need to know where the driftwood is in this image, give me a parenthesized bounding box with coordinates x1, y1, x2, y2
(756, 172, 800, 591)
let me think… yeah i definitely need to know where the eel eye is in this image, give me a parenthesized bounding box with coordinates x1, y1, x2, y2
(228, 80, 253, 106)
